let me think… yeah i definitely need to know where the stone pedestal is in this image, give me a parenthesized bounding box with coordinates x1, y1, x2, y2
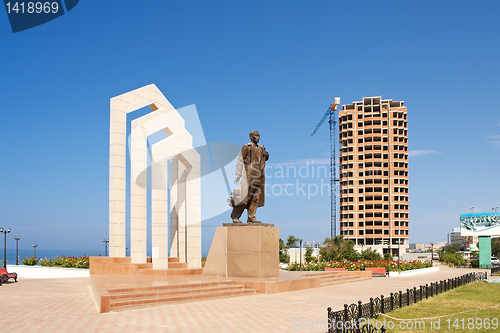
(203, 225, 279, 278)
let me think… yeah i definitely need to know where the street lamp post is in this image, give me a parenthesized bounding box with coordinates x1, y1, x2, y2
(32, 244, 37, 257)
(398, 238, 401, 270)
(493, 206, 499, 212)
(469, 206, 474, 213)
(430, 242, 434, 261)
(14, 236, 20, 265)
(0, 228, 11, 269)
(299, 239, 303, 271)
(103, 239, 109, 256)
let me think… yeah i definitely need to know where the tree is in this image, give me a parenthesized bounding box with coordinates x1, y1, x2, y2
(442, 244, 460, 254)
(279, 238, 290, 263)
(304, 247, 316, 263)
(361, 247, 383, 261)
(319, 236, 360, 262)
(492, 238, 500, 257)
(383, 251, 393, 261)
(286, 235, 299, 249)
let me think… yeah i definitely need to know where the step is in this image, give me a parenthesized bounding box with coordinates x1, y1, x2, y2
(168, 262, 188, 269)
(109, 287, 255, 310)
(109, 284, 246, 301)
(168, 257, 180, 263)
(134, 267, 203, 276)
(166, 268, 203, 276)
(107, 280, 235, 294)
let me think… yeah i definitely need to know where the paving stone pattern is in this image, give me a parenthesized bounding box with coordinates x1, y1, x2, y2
(2, 266, 487, 332)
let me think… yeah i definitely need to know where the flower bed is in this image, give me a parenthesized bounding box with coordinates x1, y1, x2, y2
(284, 259, 432, 272)
(38, 255, 90, 269)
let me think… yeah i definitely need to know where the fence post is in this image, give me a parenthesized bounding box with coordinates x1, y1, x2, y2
(370, 297, 374, 318)
(334, 312, 340, 333)
(406, 289, 410, 306)
(390, 292, 394, 311)
(436, 281, 439, 294)
(413, 287, 417, 304)
(431, 283, 434, 297)
(327, 307, 332, 333)
(381, 295, 385, 313)
(420, 285, 423, 301)
(399, 290, 402, 308)
(425, 284, 429, 298)
(357, 300, 362, 333)
(344, 303, 348, 325)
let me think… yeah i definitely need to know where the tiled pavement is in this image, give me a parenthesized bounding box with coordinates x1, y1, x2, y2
(2, 266, 489, 333)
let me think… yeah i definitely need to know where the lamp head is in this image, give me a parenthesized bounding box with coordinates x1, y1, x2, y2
(334, 97, 340, 105)
(0, 228, 3, 233)
(7, 228, 10, 233)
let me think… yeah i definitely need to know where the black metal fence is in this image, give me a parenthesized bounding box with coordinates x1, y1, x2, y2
(327, 272, 487, 333)
(492, 265, 500, 275)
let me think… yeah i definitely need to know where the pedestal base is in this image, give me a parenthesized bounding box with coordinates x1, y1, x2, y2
(223, 223, 274, 227)
(203, 225, 279, 278)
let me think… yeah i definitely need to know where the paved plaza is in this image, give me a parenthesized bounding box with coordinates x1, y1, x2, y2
(2, 266, 490, 332)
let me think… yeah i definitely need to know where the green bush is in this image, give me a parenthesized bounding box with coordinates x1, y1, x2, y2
(22, 256, 39, 266)
(361, 248, 383, 260)
(52, 255, 89, 269)
(440, 252, 465, 267)
(40, 257, 54, 267)
(470, 259, 479, 268)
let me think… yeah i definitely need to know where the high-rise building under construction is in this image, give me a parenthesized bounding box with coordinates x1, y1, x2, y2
(338, 96, 409, 257)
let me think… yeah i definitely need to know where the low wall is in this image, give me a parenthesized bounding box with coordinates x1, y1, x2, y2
(388, 266, 439, 277)
(6, 265, 89, 279)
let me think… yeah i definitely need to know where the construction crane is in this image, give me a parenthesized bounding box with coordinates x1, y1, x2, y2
(311, 97, 340, 239)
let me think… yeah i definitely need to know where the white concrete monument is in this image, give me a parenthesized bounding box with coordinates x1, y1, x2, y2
(109, 84, 201, 269)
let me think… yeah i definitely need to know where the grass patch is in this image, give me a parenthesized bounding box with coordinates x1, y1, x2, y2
(368, 281, 500, 332)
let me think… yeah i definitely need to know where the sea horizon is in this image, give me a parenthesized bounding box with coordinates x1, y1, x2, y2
(2, 248, 110, 266)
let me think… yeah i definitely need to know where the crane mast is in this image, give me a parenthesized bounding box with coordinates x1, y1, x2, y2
(311, 98, 340, 239)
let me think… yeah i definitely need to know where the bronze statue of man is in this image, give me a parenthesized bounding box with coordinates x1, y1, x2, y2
(229, 130, 269, 223)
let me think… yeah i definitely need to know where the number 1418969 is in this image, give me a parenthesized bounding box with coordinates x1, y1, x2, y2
(5, 2, 60, 14)
(446, 318, 498, 330)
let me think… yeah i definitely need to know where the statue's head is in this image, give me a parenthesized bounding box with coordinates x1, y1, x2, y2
(249, 130, 260, 144)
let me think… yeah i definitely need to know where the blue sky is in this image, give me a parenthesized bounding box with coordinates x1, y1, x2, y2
(1, 0, 499, 256)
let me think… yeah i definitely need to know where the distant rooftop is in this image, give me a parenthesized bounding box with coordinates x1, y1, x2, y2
(342, 95, 405, 111)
